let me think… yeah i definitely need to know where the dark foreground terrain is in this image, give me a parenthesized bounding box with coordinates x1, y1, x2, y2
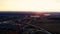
(0, 12, 60, 34)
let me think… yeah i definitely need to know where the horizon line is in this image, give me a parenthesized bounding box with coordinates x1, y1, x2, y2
(0, 11, 60, 12)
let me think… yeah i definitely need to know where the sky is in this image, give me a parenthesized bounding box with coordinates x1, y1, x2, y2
(0, 0, 60, 12)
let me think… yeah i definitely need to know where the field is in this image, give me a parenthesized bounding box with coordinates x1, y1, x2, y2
(30, 22, 60, 34)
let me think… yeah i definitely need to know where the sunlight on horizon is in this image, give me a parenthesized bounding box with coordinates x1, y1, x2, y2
(0, 0, 60, 12)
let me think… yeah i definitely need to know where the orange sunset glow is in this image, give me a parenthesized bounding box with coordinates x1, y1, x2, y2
(33, 12, 44, 15)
